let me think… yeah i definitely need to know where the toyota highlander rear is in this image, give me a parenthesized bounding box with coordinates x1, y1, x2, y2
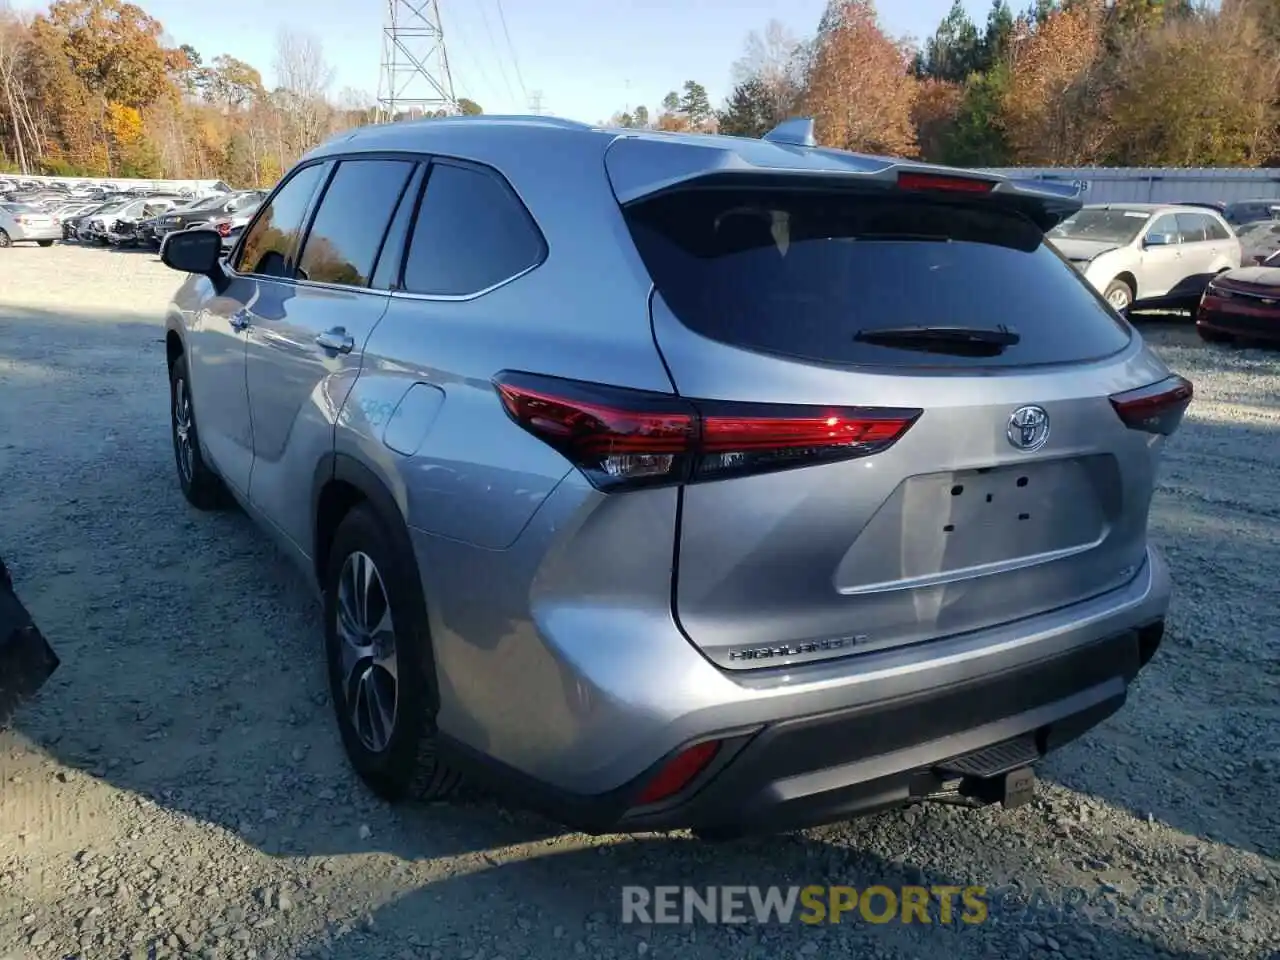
(470, 140, 1187, 836)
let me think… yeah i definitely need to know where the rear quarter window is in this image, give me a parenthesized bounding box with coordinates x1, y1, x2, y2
(624, 188, 1133, 369)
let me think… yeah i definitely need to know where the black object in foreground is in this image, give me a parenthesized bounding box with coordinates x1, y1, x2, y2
(0, 556, 59, 730)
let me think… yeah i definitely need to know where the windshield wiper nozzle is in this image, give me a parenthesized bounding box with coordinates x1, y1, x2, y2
(854, 324, 1020, 356)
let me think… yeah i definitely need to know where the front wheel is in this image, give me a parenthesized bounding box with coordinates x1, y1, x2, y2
(0, 230, 10, 249)
(169, 354, 227, 510)
(323, 504, 462, 803)
(1103, 279, 1133, 313)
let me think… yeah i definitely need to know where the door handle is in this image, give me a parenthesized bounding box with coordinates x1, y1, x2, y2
(229, 309, 251, 332)
(315, 328, 354, 355)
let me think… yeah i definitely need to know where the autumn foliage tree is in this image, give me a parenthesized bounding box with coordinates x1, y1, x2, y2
(1000, 0, 1111, 165)
(805, 0, 918, 156)
(0, 0, 483, 182)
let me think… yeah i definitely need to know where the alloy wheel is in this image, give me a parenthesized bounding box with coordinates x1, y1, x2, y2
(335, 551, 399, 753)
(173, 378, 194, 484)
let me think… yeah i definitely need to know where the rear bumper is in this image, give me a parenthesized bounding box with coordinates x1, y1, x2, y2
(8, 224, 61, 242)
(438, 546, 1172, 836)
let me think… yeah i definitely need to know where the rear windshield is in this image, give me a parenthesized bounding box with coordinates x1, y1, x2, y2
(625, 188, 1132, 369)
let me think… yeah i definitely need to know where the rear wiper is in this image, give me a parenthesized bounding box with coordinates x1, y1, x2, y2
(854, 324, 1020, 356)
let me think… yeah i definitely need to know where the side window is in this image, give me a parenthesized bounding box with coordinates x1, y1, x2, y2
(1205, 216, 1231, 241)
(296, 159, 416, 287)
(235, 164, 326, 278)
(1175, 213, 1207, 243)
(1147, 214, 1180, 244)
(401, 161, 545, 296)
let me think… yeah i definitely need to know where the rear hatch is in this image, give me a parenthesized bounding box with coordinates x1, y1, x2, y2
(607, 145, 1190, 669)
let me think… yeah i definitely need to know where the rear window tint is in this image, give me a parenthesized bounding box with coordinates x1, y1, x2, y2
(624, 188, 1132, 369)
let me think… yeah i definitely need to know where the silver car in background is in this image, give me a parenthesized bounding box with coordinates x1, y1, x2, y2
(158, 116, 1188, 838)
(1048, 202, 1241, 311)
(0, 202, 61, 247)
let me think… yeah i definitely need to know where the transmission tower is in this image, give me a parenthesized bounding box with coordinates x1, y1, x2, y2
(376, 0, 458, 123)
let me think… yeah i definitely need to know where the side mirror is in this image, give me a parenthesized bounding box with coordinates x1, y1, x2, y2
(1144, 233, 1173, 248)
(161, 228, 223, 276)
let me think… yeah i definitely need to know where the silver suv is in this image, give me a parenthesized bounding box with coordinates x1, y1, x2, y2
(160, 116, 1188, 838)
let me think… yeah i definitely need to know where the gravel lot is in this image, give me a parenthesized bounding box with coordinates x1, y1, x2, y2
(1, 244, 1277, 960)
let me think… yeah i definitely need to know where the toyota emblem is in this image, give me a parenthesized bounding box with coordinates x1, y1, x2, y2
(1007, 405, 1050, 451)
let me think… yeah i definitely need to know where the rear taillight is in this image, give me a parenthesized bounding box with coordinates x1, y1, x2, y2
(216, 222, 230, 236)
(897, 171, 995, 194)
(493, 372, 921, 491)
(1109, 375, 1193, 436)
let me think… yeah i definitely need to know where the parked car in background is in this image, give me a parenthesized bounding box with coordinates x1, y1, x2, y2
(0, 202, 60, 247)
(1220, 199, 1280, 226)
(1233, 219, 1280, 266)
(207, 200, 262, 252)
(158, 117, 1187, 838)
(76, 199, 133, 243)
(1196, 249, 1280, 345)
(1047, 202, 1241, 311)
(107, 197, 183, 247)
(154, 190, 266, 244)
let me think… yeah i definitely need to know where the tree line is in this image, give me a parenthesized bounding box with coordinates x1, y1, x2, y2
(0, 0, 482, 184)
(4, 0, 1280, 186)
(621, 0, 1280, 169)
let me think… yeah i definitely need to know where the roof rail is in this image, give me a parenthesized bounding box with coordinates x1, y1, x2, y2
(762, 117, 816, 148)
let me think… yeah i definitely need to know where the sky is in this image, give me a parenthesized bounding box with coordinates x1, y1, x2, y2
(10, 0, 987, 123)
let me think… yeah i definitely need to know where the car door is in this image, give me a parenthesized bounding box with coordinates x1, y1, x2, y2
(1172, 212, 1215, 296)
(1139, 213, 1184, 298)
(243, 155, 420, 554)
(187, 162, 329, 498)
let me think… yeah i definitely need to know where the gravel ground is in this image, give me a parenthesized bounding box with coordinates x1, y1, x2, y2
(1, 244, 1277, 960)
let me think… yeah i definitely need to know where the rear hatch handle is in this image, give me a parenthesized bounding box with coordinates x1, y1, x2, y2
(854, 324, 1021, 357)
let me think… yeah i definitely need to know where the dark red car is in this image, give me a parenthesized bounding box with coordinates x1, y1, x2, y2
(1196, 250, 1280, 345)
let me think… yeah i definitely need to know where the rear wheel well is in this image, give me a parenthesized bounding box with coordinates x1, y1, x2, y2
(314, 480, 367, 587)
(165, 330, 183, 373)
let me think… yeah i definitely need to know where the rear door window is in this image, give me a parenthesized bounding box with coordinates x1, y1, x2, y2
(295, 158, 417, 287)
(624, 187, 1132, 369)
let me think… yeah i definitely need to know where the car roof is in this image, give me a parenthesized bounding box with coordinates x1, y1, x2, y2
(1081, 202, 1226, 216)
(300, 114, 1082, 217)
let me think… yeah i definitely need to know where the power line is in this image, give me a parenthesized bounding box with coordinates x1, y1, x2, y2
(444, 13, 505, 107)
(476, 1, 518, 103)
(493, 0, 529, 102)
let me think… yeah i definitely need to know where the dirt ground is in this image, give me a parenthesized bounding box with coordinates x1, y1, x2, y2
(1, 244, 1277, 960)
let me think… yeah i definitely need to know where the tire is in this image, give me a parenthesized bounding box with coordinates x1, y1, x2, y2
(36, 240, 53, 247)
(169, 354, 227, 510)
(1103, 279, 1133, 313)
(0, 230, 10, 248)
(323, 503, 462, 802)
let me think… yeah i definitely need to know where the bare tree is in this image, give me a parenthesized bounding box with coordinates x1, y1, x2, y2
(272, 28, 334, 163)
(0, 3, 36, 173)
(731, 19, 808, 123)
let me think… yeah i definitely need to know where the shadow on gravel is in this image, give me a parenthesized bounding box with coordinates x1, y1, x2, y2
(289, 833, 1230, 960)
